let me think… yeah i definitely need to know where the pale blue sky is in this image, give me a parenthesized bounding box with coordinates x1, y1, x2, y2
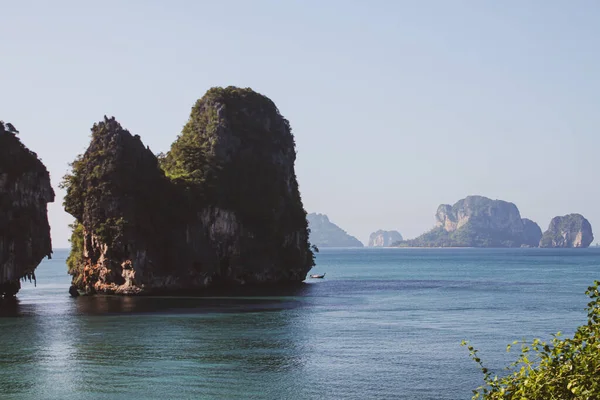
(2, 0, 599, 247)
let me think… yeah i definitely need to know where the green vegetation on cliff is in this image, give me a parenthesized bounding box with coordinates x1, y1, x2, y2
(398, 225, 530, 248)
(66, 222, 84, 286)
(161, 87, 306, 236)
(396, 227, 456, 247)
(161, 87, 286, 183)
(61, 87, 314, 293)
(61, 117, 175, 276)
(463, 281, 600, 399)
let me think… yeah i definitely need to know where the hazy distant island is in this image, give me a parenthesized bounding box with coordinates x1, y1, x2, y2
(368, 230, 403, 247)
(395, 195, 543, 248)
(0, 121, 54, 298)
(61, 87, 315, 295)
(395, 195, 594, 248)
(307, 213, 363, 248)
(540, 214, 594, 248)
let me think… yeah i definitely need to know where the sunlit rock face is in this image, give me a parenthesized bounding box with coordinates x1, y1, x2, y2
(63, 87, 314, 294)
(402, 195, 542, 248)
(0, 122, 54, 298)
(540, 214, 594, 248)
(368, 230, 403, 247)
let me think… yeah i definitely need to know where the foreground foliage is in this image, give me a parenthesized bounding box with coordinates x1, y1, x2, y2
(463, 281, 600, 399)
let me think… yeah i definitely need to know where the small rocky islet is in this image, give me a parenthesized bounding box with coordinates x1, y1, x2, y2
(368, 230, 403, 247)
(539, 214, 594, 248)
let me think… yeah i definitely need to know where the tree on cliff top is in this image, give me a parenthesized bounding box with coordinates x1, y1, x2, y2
(160, 86, 292, 184)
(159, 86, 305, 235)
(2, 121, 19, 134)
(463, 281, 600, 399)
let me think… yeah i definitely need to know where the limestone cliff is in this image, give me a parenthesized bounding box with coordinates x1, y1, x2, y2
(522, 218, 543, 248)
(368, 230, 403, 247)
(307, 213, 363, 247)
(540, 214, 594, 248)
(63, 87, 314, 294)
(399, 196, 542, 247)
(0, 121, 54, 297)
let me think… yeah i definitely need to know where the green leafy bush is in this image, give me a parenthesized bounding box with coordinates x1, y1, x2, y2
(66, 222, 85, 285)
(463, 281, 600, 399)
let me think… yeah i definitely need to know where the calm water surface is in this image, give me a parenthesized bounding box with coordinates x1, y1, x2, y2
(1, 248, 599, 399)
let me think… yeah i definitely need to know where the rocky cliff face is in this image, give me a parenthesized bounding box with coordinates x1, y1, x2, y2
(307, 213, 363, 247)
(540, 214, 594, 248)
(522, 218, 543, 247)
(435, 196, 525, 234)
(368, 230, 403, 247)
(0, 122, 54, 297)
(63, 87, 314, 294)
(402, 195, 542, 247)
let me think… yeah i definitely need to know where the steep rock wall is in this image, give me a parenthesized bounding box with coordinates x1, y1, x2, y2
(522, 218, 543, 247)
(64, 88, 314, 294)
(0, 122, 54, 297)
(540, 214, 593, 248)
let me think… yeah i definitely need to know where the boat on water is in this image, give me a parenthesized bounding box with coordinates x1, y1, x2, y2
(310, 273, 326, 279)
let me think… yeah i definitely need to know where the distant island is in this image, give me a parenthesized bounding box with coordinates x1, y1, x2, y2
(540, 214, 594, 248)
(395, 196, 542, 248)
(368, 230, 403, 247)
(307, 213, 363, 247)
(395, 195, 593, 248)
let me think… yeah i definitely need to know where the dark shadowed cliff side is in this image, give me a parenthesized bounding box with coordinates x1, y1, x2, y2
(62, 87, 314, 294)
(397, 195, 542, 248)
(540, 214, 594, 248)
(0, 122, 54, 298)
(522, 218, 543, 248)
(307, 213, 364, 248)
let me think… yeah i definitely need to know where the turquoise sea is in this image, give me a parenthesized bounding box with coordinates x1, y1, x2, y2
(1, 248, 599, 399)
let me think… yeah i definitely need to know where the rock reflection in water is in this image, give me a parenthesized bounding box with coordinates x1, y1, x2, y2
(72, 283, 314, 315)
(66, 284, 314, 398)
(0, 283, 315, 399)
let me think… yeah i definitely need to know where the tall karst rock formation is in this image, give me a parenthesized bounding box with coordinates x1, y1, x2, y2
(63, 87, 314, 294)
(0, 122, 54, 298)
